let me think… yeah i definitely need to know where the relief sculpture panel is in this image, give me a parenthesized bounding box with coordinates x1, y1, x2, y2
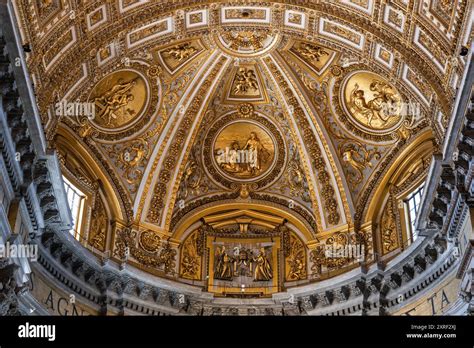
(213, 121, 275, 180)
(343, 71, 403, 132)
(208, 238, 279, 296)
(88, 70, 148, 130)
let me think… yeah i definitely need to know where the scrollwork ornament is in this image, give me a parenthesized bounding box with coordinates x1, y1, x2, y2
(285, 234, 307, 281)
(381, 197, 399, 254)
(139, 230, 161, 253)
(339, 140, 381, 190)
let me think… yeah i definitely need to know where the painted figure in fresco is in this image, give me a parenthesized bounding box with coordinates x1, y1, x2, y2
(253, 248, 273, 281)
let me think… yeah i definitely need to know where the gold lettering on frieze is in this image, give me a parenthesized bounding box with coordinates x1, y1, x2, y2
(29, 271, 97, 316)
(395, 275, 460, 315)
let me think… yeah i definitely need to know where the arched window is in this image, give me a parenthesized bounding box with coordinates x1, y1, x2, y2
(63, 175, 85, 239)
(404, 184, 424, 243)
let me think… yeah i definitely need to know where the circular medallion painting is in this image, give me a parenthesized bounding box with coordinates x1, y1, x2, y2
(342, 71, 403, 132)
(88, 70, 148, 130)
(212, 121, 276, 180)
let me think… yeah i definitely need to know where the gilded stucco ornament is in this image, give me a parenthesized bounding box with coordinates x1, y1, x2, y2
(214, 28, 279, 57)
(115, 228, 177, 275)
(180, 229, 204, 280)
(224, 63, 269, 103)
(17, 0, 466, 292)
(285, 233, 307, 281)
(154, 39, 205, 74)
(339, 140, 381, 190)
(287, 41, 338, 76)
(381, 197, 399, 254)
(310, 229, 368, 278)
(333, 65, 416, 143)
(88, 196, 108, 251)
(139, 230, 161, 253)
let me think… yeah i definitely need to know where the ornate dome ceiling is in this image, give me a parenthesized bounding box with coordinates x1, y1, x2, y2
(10, 0, 473, 297)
